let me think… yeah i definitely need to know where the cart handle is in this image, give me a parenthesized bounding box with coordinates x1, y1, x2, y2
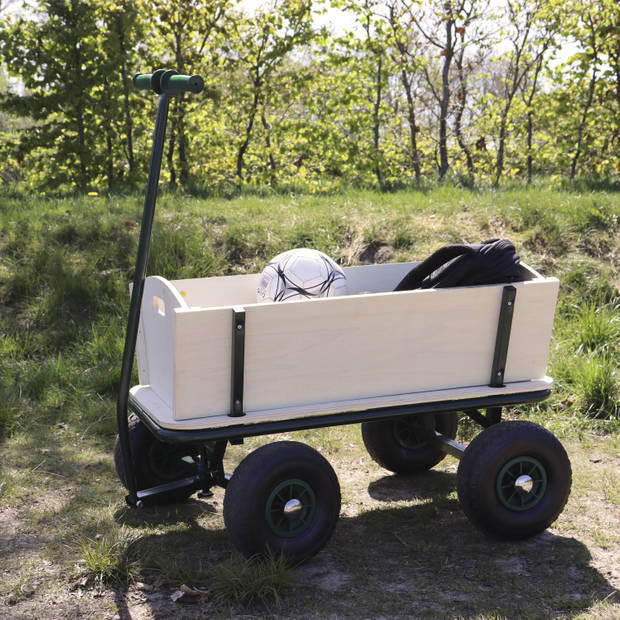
(133, 69, 204, 95)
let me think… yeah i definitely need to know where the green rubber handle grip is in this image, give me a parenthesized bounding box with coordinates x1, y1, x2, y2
(161, 73, 204, 94)
(133, 71, 204, 95)
(133, 73, 154, 91)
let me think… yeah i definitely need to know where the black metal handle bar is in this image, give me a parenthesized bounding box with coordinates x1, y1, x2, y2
(116, 70, 203, 506)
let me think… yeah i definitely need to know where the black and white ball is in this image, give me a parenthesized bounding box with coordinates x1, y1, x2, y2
(256, 248, 349, 302)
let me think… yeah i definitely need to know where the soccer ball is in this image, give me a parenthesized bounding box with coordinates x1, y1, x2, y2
(256, 248, 349, 302)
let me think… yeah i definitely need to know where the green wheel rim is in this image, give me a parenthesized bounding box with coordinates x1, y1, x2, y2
(265, 479, 316, 538)
(496, 456, 548, 511)
(148, 443, 193, 481)
(393, 417, 430, 450)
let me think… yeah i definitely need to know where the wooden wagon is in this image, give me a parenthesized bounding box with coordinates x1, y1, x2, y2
(115, 71, 571, 564)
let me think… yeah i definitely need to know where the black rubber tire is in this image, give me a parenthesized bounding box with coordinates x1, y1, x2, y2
(223, 441, 341, 565)
(361, 412, 459, 474)
(457, 420, 572, 540)
(114, 417, 199, 505)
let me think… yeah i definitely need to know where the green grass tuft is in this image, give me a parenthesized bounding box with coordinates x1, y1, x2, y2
(573, 302, 619, 355)
(574, 356, 619, 420)
(78, 533, 138, 585)
(209, 553, 294, 608)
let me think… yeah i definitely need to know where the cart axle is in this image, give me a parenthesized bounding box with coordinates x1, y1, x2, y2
(433, 433, 466, 459)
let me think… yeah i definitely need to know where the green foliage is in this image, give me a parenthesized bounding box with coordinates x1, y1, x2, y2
(0, 0, 618, 190)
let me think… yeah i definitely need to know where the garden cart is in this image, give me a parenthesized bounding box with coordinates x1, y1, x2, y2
(115, 69, 571, 564)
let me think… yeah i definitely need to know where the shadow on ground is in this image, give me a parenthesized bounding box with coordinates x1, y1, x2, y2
(1, 430, 617, 618)
(105, 470, 618, 619)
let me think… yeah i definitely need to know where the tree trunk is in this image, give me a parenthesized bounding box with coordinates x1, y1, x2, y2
(494, 113, 508, 186)
(401, 69, 421, 183)
(524, 57, 544, 185)
(173, 30, 190, 185)
(178, 96, 189, 185)
(372, 54, 384, 189)
(236, 83, 261, 182)
(260, 103, 277, 187)
(454, 48, 474, 185)
(167, 98, 178, 187)
(73, 41, 87, 180)
(438, 19, 454, 181)
(526, 109, 533, 184)
(116, 14, 134, 175)
(570, 15, 598, 180)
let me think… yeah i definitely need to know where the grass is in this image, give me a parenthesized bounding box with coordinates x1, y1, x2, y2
(0, 184, 618, 617)
(78, 532, 138, 585)
(209, 553, 294, 608)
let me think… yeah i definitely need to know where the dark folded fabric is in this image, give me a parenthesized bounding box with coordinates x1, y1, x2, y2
(394, 239, 522, 291)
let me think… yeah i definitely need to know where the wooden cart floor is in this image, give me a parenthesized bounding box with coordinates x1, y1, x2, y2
(129, 377, 553, 431)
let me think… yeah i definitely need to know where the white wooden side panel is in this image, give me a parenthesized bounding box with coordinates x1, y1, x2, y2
(242, 286, 500, 413)
(171, 274, 260, 308)
(170, 263, 417, 308)
(505, 278, 559, 383)
(167, 277, 558, 420)
(173, 307, 232, 420)
(170, 262, 537, 309)
(137, 276, 187, 408)
(342, 262, 418, 293)
(135, 265, 559, 421)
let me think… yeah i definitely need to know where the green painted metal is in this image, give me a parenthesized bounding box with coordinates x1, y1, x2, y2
(433, 433, 467, 459)
(265, 479, 317, 537)
(133, 73, 153, 91)
(496, 455, 548, 511)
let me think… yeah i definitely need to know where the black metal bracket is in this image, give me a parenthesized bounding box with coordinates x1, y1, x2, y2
(463, 407, 503, 428)
(230, 307, 246, 417)
(490, 286, 516, 388)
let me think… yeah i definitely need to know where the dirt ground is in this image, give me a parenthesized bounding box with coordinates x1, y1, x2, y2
(1, 428, 619, 619)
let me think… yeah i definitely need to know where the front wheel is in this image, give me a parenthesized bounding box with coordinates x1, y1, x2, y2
(457, 420, 571, 539)
(223, 441, 341, 565)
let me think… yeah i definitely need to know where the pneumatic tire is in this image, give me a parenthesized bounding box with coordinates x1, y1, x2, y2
(362, 412, 458, 474)
(223, 441, 341, 565)
(457, 420, 571, 539)
(114, 417, 199, 505)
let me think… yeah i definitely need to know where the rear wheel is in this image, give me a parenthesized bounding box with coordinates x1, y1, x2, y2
(362, 412, 458, 474)
(457, 420, 571, 539)
(223, 441, 341, 565)
(114, 417, 199, 505)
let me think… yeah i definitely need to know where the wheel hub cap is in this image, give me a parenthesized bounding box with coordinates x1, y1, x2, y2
(284, 498, 303, 517)
(266, 479, 316, 537)
(515, 474, 534, 494)
(497, 456, 548, 511)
